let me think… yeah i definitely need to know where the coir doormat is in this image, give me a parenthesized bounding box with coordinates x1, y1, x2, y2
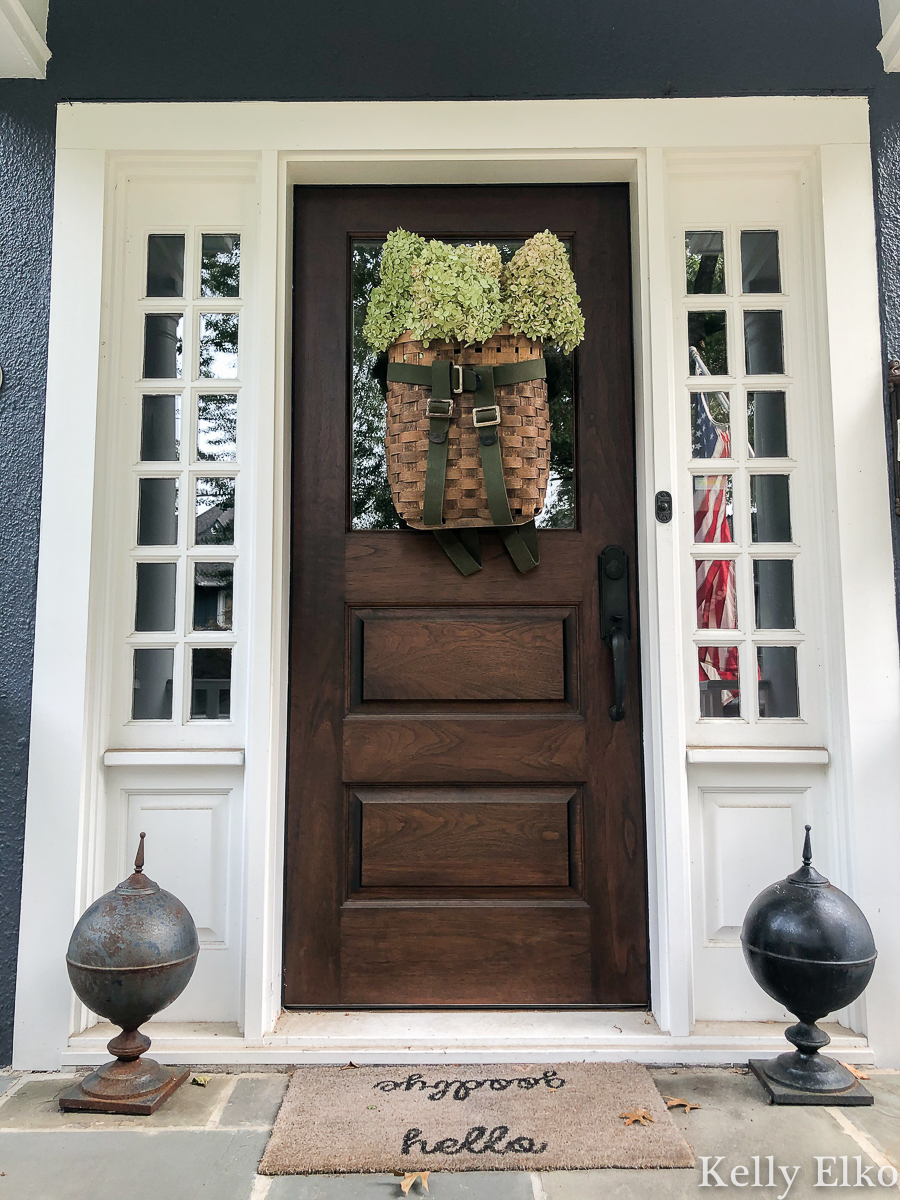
(258, 1063, 695, 1174)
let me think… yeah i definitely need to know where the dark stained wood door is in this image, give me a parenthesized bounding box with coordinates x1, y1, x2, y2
(285, 186, 647, 1007)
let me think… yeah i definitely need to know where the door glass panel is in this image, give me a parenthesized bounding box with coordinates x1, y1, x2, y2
(141, 394, 180, 461)
(132, 648, 173, 720)
(201, 234, 241, 297)
(196, 394, 237, 461)
(754, 559, 795, 629)
(143, 314, 183, 379)
(698, 645, 741, 717)
(688, 311, 727, 376)
(193, 561, 234, 630)
(696, 559, 737, 629)
(741, 231, 781, 294)
(693, 475, 734, 542)
(757, 645, 799, 718)
(135, 562, 176, 631)
(748, 391, 787, 457)
(195, 476, 235, 545)
(198, 313, 238, 379)
(750, 474, 791, 542)
(191, 647, 232, 719)
(685, 232, 725, 294)
(146, 235, 184, 297)
(349, 237, 576, 530)
(137, 477, 178, 545)
(691, 390, 730, 459)
(744, 310, 784, 375)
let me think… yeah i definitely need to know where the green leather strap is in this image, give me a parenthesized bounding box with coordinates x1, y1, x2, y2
(472, 365, 514, 527)
(500, 520, 540, 572)
(432, 528, 483, 575)
(491, 359, 547, 387)
(386, 359, 545, 391)
(421, 360, 452, 527)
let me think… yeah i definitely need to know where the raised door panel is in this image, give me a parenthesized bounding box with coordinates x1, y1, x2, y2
(353, 788, 579, 889)
(359, 609, 566, 702)
(340, 907, 592, 1004)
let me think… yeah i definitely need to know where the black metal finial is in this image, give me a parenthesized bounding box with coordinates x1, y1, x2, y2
(134, 832, 146, 875)
(802, 825, 812, 867)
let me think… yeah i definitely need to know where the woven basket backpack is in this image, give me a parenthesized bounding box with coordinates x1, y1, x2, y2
(385, 326, 550, 574)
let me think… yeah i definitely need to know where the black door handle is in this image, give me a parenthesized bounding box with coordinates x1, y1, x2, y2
(599, 546, 631, 722)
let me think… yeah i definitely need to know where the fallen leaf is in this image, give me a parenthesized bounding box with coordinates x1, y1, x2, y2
(400, 1171, 430, 1194)
(367, 1105, 377, 1110)
(341, 1062, 360, 1070)
(841, 1063, 870, 1081)
(620, 1108, 654, 1126)
(664, 1096, 700, 1112)
(191, 1075, 212, 1088)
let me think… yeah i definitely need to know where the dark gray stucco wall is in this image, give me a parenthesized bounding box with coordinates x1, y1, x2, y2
(1, 0, 900, 1064)
(0, 82, 55, 1064)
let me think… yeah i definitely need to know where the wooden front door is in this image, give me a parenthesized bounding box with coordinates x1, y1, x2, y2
(285, 185, 647, 1008)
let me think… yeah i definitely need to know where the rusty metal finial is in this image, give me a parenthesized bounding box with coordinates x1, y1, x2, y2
(802, 824, 812, 867)
(134, 833, 146, 875)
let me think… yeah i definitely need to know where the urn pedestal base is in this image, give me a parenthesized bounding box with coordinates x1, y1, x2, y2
(58, 1028, 190, 1115)
(750, 1061, 873, 1106)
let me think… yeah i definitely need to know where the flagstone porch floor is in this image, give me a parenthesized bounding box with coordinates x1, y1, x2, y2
(0, 1067, 896, 1199)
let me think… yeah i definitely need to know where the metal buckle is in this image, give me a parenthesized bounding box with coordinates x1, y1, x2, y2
(452, 365, 464, 394)
(425, 397, 453, 419)
(472, 404, 501, 428)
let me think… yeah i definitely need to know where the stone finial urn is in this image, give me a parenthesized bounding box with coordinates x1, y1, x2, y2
(741, 825, 876, 1105)
(59, 834, 199, 1114)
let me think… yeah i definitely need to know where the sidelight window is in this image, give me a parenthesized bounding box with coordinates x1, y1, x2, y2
(127, 230, 241, 722)
(685, 227, 801, 722)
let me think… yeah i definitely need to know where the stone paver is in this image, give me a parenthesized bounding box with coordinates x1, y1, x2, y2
(224, 1075, 291, 1128)
(832, 1073, 900, 1167)
(0, 1066, 891, 1200)
(267, 1172, 534, 1199)
(0, 1130, 270, 1200)
(0, 1072, 237, 1130)
(540, 1068, 887, 1200)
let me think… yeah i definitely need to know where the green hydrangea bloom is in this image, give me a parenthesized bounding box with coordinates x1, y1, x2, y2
(408, 240, 506, 347)
(362, 228, 426, 352)
(502, 230, 585, 354)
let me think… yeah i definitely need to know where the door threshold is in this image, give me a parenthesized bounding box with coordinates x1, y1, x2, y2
(63, 1012, 873, 1067)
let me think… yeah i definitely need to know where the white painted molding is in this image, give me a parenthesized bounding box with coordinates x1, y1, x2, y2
(103, 749, 245, 767)
(0, 0, 50, 78)
(687, 747, 830, 765)
(879, 10, 900, 71)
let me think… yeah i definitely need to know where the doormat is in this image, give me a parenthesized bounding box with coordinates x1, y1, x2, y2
(258, 1063, 695, 1174)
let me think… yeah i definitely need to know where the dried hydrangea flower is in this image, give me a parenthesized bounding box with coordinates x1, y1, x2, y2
(408, 240, 505, 347)
(362, 228, 426, 352)
(502, 230, 585, 354)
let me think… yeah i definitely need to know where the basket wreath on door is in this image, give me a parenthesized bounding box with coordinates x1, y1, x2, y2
(363, 230, 585, 574)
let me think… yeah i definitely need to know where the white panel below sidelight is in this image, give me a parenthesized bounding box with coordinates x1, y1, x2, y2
(703, 795, 801, 943)
(693, 782, 815, 1022)
(125, 793, 228, 945)
(100, 767, 244, 1026)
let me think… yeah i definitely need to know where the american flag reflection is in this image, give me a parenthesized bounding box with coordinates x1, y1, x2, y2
(691, 347, 739, 710)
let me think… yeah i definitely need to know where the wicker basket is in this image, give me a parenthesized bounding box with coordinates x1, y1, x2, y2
(386, 326, 550, 530)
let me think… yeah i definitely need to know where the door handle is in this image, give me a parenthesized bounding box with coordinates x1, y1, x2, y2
(599, 546, 631, 722)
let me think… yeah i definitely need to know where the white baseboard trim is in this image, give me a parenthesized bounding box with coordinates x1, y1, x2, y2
(62, 1012, 874, 1067)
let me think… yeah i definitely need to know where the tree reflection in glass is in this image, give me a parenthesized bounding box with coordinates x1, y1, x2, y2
(349, 238, 576, 530)
(199, 313, 238, 379)
(195, 476, 235, 545)
(197, 394, 237, 461)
